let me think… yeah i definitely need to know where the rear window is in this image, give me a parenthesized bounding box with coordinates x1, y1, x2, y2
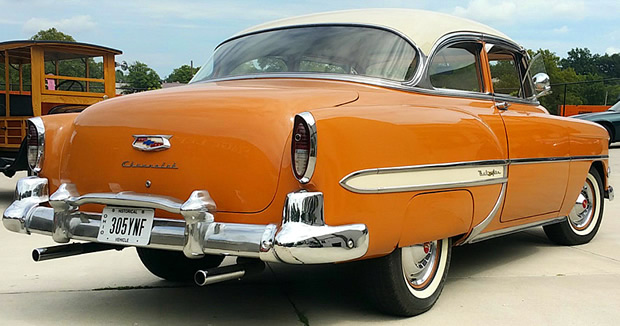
(191, 26, 419, 83)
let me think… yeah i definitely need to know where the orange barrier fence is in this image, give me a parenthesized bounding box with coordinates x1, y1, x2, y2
(559, 105, 611, 116)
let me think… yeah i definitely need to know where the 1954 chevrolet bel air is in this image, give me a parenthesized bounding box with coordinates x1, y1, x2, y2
(2, 9, 614, 316)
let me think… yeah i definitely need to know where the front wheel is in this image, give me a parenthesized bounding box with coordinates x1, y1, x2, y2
(544, 167, 604, 245)
(362, 238, 452, 316)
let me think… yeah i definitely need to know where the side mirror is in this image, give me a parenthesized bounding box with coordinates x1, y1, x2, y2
(532, 73, 551, 98)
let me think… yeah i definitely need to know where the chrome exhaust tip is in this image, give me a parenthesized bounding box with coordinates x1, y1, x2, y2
(32, 242, 122, 262)
(194, 258, 265, 286)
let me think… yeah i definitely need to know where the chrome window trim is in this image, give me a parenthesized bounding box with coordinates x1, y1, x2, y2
(412, 32, 486, 90)
(340, 155, 609, 194)
(195, 29, 540, 106)
(27, 117, 45, 173)
(293, 112, 318, 184)
(196, 73, 502, 104)
(207, 23, 425, 86)
(410, 31, 539, 105)
(481, 36, 540, 104)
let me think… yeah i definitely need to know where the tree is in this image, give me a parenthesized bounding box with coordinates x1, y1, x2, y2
(165, 64, 200, 83)
(30, 28, 76, 42)
(595, 53, 620, 78)
(116, 69, 125, 83)
(121, 61, 161, 93)
(529, 49, 583, 114)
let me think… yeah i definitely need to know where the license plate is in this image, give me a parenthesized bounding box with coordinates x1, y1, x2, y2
(97, 206, 154, 245)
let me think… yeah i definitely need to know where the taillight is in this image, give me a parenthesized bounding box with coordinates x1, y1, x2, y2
(291, 112, 317, 183)
(26, 117, 45, 173)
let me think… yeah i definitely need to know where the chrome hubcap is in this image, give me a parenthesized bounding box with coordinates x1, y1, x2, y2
(402, 240, 438, 288)
(569, 180, 595, 229)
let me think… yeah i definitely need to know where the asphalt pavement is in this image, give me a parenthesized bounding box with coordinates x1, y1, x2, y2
(1, 149, 620, 325)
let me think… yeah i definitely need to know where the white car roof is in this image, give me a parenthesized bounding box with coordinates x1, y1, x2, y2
(237, 9, 515, 56)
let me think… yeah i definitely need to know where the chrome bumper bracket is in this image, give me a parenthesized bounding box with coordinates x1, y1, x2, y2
(3, 177, 369, 265)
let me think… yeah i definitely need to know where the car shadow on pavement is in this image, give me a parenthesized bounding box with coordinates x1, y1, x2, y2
(0, 188, 14, 203)
(11, 232, 549, 325)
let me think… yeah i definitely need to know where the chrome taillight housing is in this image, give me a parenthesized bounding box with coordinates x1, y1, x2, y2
(26, 117, 45, 173)
(292, 112, 317, 183)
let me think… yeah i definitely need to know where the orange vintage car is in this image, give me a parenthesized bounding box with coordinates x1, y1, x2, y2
(2, 9, 613, 316)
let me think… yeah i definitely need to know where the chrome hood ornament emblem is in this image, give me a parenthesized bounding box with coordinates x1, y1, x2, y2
(132, 135, 172, 152)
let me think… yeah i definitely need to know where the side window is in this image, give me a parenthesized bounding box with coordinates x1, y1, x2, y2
(486, 44, 533, 98)
(429, 42, 483, 92)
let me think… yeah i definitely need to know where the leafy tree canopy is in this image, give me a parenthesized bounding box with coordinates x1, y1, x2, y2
(165, 64, 200, 83)
(528, 48, 620, 114)
(30, 28, 76, 42)
(121, 61, 161, 93)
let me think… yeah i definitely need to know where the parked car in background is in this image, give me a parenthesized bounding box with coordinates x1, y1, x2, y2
(573, 101, 620, 144)
(2, 9, 613, 317)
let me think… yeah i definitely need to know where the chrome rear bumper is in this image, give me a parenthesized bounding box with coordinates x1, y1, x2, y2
(3, 177, 369, 264)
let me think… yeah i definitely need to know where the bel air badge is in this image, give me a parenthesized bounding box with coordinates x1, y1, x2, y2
(132, 135, 172, 151)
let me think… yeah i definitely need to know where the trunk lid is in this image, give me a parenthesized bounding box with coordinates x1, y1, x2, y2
(61, 80, 358, 212)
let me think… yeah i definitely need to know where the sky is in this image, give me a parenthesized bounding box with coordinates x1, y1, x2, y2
(1, 0, 619, 78)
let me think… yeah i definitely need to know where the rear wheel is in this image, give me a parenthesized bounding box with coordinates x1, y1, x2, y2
(363, 238, 452, 316)
(137, 248, 224, 282)
(544, 167, 604, 245)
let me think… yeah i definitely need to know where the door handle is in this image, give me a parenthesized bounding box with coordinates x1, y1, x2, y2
(495, 102, 510, 110)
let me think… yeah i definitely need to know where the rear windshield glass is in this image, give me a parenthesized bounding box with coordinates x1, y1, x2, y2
(191, 26, 419, 83)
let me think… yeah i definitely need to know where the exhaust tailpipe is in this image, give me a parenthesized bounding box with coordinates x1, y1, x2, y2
(195, 258, 265, 286)
(33, 242, 123, 262)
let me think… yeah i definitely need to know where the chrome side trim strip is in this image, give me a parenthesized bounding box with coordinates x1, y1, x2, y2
(469, 216, 566, 244)
(510, 155, 609, 165)
(459, 183, 507, 245)
(340, 155, 609, 194)
(340, 161, 507, 194)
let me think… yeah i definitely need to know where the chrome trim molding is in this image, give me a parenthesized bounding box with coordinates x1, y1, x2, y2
(510, 155, 609, 165)
(3, 178, 369, 265)
(195, 30, 538, 107)
(27, 117, 45, 173)
(216, 23, 426, 86)
(3, 176, 49, 234)
(468, 216, 566, 244)
(458, 183, 507, 245)
(340, 160, 507, 194)
(340, 155, 609, 194)
(293, 112, 318, 184)
(282, 191, 324, 225)
(274, 191, 369, 264)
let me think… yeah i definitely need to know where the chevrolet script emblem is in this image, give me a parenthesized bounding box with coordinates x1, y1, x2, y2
(132, 135, 172, 152)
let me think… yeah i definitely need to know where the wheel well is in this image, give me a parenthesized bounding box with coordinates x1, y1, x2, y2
(591, 161, 606, 187)
(597, 121, 614, 140)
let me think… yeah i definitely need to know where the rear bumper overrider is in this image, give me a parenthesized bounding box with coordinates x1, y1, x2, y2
(3, 177, 369, 264)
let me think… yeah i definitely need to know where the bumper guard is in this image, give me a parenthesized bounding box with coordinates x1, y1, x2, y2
(3, 177, 369, 264)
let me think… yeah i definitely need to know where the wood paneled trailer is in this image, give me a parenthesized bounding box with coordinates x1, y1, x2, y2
(0, 40, 121, 176)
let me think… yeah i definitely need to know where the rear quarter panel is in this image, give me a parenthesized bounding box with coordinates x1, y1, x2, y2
(307, 91, 507, 258)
